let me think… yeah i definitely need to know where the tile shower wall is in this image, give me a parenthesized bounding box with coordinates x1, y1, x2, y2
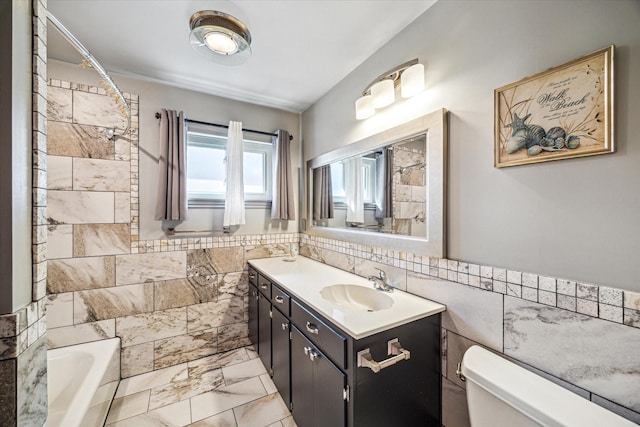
(45, 78, 298, 378)
(0, 0, 48, 424)
(299, 234, 640, 425)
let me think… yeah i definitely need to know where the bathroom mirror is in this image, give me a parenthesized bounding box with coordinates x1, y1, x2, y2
(306, 108, 447, 257)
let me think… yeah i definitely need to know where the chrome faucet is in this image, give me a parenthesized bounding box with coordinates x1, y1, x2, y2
(367, 268, 394, 292)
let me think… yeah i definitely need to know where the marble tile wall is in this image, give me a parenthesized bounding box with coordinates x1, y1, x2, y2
(300, 234, 640, 425)
(46, 77, 299, 383)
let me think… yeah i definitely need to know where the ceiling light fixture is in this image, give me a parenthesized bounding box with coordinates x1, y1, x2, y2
(189, 10, 252, 65)
(355, 58, 425, 120)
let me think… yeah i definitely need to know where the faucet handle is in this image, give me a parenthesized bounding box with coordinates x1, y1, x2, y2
(375, 267, 386, 279)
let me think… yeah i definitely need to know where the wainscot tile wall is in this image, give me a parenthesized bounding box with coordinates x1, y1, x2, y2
(0, 1, 49, 424)
(45, 78, 299, 380)
(299, 234, 640, 426)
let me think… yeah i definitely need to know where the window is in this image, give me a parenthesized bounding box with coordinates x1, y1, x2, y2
(186, 129, 272, 206)
(330, 157, 376, 206)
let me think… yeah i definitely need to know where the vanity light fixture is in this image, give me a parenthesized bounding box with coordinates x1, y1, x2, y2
(355, 58, 425, 120)
(189, 10, 252, 65)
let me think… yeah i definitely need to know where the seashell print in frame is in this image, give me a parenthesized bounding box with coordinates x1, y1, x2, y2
(494, 45, 614, 168)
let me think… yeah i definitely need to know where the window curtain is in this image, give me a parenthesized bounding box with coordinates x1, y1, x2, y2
(223, 121, 245, 227)
(313, 165, 334, 220)
(271, 129, 296, 220)
(344, 157, 364, 223)
(154, 108, 187, 221)
(375, 148, 393, 219)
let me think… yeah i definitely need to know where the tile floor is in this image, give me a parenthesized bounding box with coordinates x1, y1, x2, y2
(105, 346, 296, 427)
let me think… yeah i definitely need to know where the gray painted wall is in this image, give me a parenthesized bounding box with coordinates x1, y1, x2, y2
(302, 0, 640, 292)
(1, 0, 33, 313)
(48, 60, 301, 241)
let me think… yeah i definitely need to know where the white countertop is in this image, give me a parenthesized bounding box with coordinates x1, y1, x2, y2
(248, 256, 446, 339)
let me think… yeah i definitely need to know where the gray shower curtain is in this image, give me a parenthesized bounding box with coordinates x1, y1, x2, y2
(313, 165, 334, 220)
(375, 148, 393, 219)
(271, 129, 296, 220)
(154, 109, 187, 221)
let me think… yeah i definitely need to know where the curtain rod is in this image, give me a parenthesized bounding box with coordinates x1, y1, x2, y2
(154, 113, 293, 141)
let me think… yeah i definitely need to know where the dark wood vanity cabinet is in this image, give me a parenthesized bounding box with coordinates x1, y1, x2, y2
(247, 265, 441, 427)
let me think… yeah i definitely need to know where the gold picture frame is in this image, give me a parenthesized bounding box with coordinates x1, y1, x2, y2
(495, 45, 614, 168)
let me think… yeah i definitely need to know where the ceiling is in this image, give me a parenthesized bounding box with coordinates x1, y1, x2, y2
(47, 0, 436, 112)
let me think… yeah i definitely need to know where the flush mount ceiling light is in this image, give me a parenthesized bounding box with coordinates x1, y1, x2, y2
(355, 58, 425, 120)
(189, 10, 252, 65)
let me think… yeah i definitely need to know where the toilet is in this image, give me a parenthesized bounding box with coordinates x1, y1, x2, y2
(460, 345, 637, 427)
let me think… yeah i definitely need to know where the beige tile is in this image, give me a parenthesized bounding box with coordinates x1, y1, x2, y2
(187, 298, 244, 333)
(442, 377, 470, 427)
(188, 348, 250, 380)
(218, 272, 248, 300)
(154, 278, 217, 311)
(48, 190, 115, 224)
(115, 192, 131, 223)
(222, 358, 267, 386)
(73, 90, 128, 129)
(259, 373, 277, 395)
(189, 409, 236, 427)
(74, 283, 154, 323)
(73, 158, 130, 192)
(280, 415, 297, 427)
(218, 323, 250, 353)
(190, 377, 267, 422)
(47, 155, 72, 190)
(116, 252, 187, 286)
(105, 389, 150, 424)
(47, 86, 72, 122)
(116, 363, 188, 398)
(45, 293, 73, 329)
(321, 249, 355, 274)
(116, 308, 187, 347)
(149, 371, 224, 411)
(74, 223, 131, 257)
(154, 330, 218, 369)
(107, 399, 191, 427)
(47, 121, 115, 159)
(188, 248, 244, 275)
(47, 224, 73, 259)
(233, 392, 290, 427)
(47, 319, 115, 349)
(47, 256, 115, 293)
(244, 244, 290, 261)
(121, 342, 154, 378)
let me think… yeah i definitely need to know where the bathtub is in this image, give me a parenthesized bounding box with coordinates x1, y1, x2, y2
(47, 338, 120, 427)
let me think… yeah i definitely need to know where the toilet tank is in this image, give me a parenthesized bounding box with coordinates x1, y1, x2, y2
(460, 345, 636, 427)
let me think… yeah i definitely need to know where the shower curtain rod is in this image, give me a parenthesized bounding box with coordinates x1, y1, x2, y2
(154, 113, 293, 141)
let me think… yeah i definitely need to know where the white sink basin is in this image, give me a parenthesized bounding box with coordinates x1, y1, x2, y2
(320, 284, 394, 312)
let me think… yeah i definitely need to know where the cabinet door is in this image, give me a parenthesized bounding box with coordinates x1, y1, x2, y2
(258, 293, 272, 374)
(291, 326, 346, 427)
(271, 308, 291, 408)
(248, 283, 259, 348)
(291, 326, 314, 427)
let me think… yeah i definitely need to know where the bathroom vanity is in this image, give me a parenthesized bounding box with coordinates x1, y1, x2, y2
(248, 256, 446, 427)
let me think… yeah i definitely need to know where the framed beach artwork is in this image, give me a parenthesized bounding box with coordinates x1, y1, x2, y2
(494, 45, 614, 168)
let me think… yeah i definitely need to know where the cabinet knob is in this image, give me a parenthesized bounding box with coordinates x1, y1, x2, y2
(306, 322, 319, 335)
(274, 295, 285, 304)
(281, 323, 288, 330)
(303, 346, 319, 361)
(249, 274, 256, 280)
(260, 283, 268, 290)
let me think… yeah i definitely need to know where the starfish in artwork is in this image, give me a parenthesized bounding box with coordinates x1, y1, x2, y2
(505, 113, 531, 134)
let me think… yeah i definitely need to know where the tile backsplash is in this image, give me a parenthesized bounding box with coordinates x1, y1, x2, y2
(299, 234, 640, 425)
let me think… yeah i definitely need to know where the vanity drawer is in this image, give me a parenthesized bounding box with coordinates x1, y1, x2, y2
(271, 284, 290, 316)
(248, 267, 258, 286)
(291, 300, 346, 369)
(257, 274, 271, 297)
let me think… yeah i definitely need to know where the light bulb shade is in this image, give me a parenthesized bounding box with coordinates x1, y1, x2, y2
(189, 10, 252, 65)
(371, 79, 395, 108)
(355, 95, 374, 120)
(400, 63, 425, 98)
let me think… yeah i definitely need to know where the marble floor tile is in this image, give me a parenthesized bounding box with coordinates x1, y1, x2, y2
(107, 399, 191, 427)
(233, 393, 291, 427)
(106, 346, 297, 427)
(190, 377, 267, 422)
(222, 358, 267, 386)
